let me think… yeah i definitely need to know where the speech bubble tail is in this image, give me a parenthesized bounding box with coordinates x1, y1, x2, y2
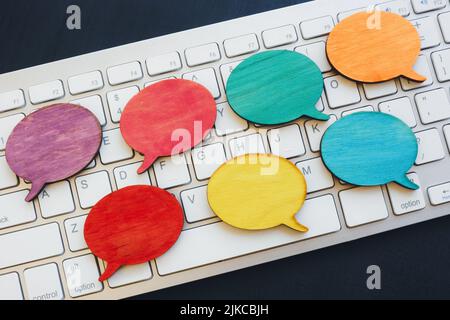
(25, 181, 46, 202)
(305, 108, 330, 121)
(284, 216, 309, 233)
(137, 155, 157, 174)
(395, 175, 419, 190)
(99, 262, 122, 282)
(402, 69, 427, 82)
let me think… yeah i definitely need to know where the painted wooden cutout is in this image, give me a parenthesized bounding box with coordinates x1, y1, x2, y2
(326, 11, 426, 83)
(84, 185, 184, 281)
(120, 79, 216, 174)
(207, 154, 308, 232)
(5, 103, 101, 202)
(321, 112, 419, 190)
(226, 50, 329, 125)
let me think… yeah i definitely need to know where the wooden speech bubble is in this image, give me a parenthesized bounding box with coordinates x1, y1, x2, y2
(326, 11, 426, 83)
(5, 104, 101, 201)
(321, 112, 419, 190)
(207, 154, 308, 232)
(84, 185, 184, 281)
(120, 79, 216, 174)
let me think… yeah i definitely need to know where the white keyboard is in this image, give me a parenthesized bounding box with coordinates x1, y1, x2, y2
(0, 0, 449, 300)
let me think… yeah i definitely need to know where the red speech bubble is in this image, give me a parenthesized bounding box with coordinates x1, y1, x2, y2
(120, 79, 217, 174)
(84, 185, 184, 281)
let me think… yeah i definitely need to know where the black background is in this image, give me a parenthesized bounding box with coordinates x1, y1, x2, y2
(1, 0, 450, 299)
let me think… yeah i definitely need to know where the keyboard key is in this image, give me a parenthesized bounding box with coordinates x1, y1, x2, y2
(0, 113, 24, 150)
(215, 102, 248, 136)
(428, 181, 450, 205)
(387, 173, 425, 215)
(75, 171, 112, 209)
(339, 187, 389, 227)
(0, 190, 36, 230)
(294, 41, 331, 72)
(107, 263, 152, 288)
(107, 86, 139, 123)
(341, 105, 374, 117)
(324, 75, 361, 109)
(156, 194, 340, 275)
(223, 34, 259, 58)
(300, 16, 334, 39)
(379, 97, 417, 127)
(415, 88, 450, 124)
(229, 133, 266, 157)
(220, 61, 243, 87)
(296, 158, 334, 193)
(146, 52, 182, 76)
(181, 186, 216, 223)
(305, 115, 337, 152)
(183, 68, 220, 99)
(29, 80, 64, 104)
(63, 254, 103, 298)
(411, 17, 440, 50)
(415, 128, 445, 165)
(185, 43, 221, 67)
(400, 55, 433, 91)
(38, 181, 75, 218)
(154, 154, 191, 189)
(431, 49, 450, 82)
(145, 76, 176, 88)
(192, 143, 227, 180)
(107, 61, 143, 86)
(0, 156, 18, 190)
(439, 12, 450, 43)
(337, 8, 365, 22)
(0, 273, 23, 300)
(68, 71, 104, 95)
(71, 95, 106, 126)
(267, 124, 306, 158)
(262, 25, 298, 48)
(376, 0, 411, 16)
(363, 80, 398, 99)
(411, 0, 446, 13)
(99, 128, 134, 164)
(114, 162, 151, 189)
(24, 263, 64, 300)
(0, 223, 64, 269)
(443, 125, 450, 152)
(0, 89, 25, 112)
(64, 215, 88, 252)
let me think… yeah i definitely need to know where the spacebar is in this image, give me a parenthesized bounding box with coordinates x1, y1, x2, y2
(156, 195, 341, 275)
(0, 223, 64, 269)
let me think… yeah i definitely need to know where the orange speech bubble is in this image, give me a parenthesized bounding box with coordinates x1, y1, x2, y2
(327, 11, 426, 83)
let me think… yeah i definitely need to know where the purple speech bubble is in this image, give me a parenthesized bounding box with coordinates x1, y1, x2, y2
(5, 103, 102, 202)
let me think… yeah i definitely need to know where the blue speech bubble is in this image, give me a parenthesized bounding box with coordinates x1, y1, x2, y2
(226, 50, 329, 125)
(321, 112, 419, 190)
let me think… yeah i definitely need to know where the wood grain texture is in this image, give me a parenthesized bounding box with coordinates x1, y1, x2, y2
(84, 185, 184, 281)
(326, 11, 426, 83)
(226, 50, 329, 125)
(5, 103, 102, 201)
(207, 154, 308, 232)
(120, 79, 217, 174)
(321, 112, 419, 190)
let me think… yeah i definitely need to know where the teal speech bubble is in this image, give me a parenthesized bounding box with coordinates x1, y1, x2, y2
(226, 50, 329, 125)
(321, 112, 419, 190)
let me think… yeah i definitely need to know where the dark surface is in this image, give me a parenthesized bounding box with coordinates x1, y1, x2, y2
(1, 0, 450, 299)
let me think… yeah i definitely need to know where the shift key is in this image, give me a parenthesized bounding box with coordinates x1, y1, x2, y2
(0, 223, 64, 269)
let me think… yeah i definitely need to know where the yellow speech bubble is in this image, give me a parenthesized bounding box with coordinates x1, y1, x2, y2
(207, 154, 308, 232)
(326, 11, 426, 83)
